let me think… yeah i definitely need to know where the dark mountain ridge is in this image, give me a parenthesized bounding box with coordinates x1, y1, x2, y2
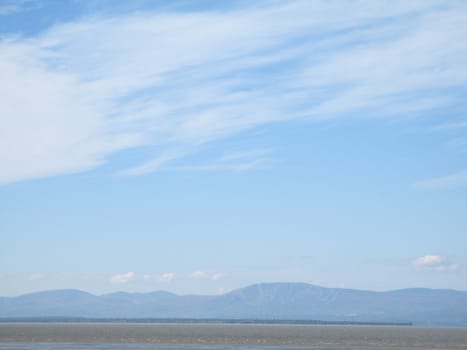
(1, 283, 466, 326)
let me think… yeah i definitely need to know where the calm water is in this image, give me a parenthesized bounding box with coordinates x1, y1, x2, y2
(1, 323, 466, 350)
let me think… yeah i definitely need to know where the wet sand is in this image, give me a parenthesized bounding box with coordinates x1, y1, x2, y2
(1, 323, 467, 349)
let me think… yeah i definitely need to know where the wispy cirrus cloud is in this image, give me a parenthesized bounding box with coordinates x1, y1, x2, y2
(1, 1, 467, 184)
(167, 148, 274, 173)
(414, 169, 467, 190)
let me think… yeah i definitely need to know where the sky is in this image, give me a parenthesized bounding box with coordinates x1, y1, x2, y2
(1, 0, 467, 297)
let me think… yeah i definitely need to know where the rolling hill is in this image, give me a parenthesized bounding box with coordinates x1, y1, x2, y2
(1, 283, 466, 326)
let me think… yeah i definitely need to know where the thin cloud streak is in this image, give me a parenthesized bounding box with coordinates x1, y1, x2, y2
(167, 149, 274, 173)
(414, 169, 467, 190)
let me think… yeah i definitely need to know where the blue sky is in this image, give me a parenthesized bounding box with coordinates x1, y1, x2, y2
(1, 0, 466, 296)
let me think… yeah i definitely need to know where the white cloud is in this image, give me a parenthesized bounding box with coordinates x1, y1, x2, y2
(190, 270, 207, 279)
(190, 270, 224, 280)
(28, 273, 45, 281)
(143, 274, 152, 281)
(414, 255, 444, 266)
(435, 264, 459, 272)
(414, 169, 467, 190)
(1, 1, 467, 184)
(414, 255, 460, 272)
(190, 270, 224, 281)
(211, 273, 224, 281)
(157, 272, 174, 283)
(110, 271, 135, 283)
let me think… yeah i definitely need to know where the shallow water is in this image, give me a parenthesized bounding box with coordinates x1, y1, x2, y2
(0, 344, 450, 350)
(0, 323, 466, 349)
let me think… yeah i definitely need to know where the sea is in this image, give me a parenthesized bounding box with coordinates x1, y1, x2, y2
(0, 323, 466, 350)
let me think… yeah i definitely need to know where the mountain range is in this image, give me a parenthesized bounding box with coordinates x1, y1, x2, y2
(1, 283, 467, 326)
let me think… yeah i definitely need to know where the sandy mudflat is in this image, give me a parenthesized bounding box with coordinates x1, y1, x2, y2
(0, 323, 467, 349)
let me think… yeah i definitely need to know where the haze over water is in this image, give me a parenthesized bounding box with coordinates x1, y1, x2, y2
(1, 324, 467, 350)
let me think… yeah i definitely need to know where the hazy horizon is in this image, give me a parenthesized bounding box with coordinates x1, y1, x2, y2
(1, 0, 467, 297)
